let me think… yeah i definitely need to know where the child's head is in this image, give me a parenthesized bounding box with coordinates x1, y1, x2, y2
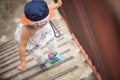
(22, 0, 49, 26)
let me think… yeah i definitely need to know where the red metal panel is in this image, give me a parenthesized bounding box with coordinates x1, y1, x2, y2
(58, 0, 103, 79)
(83, 0, 120, 80)
(58, 0, 120, 80)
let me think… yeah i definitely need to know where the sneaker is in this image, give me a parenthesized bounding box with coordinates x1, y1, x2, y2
(48, 52, 65, 63)
(39, 60, 51, 69)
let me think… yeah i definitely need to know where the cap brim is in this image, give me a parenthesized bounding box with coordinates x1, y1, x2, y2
(21, 7, 55, 25)
(21, 16, 30, 25)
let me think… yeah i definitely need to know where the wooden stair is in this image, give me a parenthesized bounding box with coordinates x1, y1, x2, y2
(0, 9, 97, 80)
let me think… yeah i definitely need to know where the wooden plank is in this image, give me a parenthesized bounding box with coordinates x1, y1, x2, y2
(0, 39, 69, 65)
(3, 56, 73, 80)
(22, 56, 73, 80)
(0, 43, 17, 52)
(0, 41, 16, 51)
(0, 45, 18, 56)
(0, 58, 33, 75)
(46, 65, 79, 80)
(0, 53, 29, 69)
(0, 48, 71, 75)
(57, 37, 64, 42)
(58, 41, 68, 48)
(0, 50, 18, 61)
(0, 48, 70, 66)
(0, 36, 63, 51)
(60, 48, 70, 55)
(0, 40, 13, 48)
(0, 36, 65, 56)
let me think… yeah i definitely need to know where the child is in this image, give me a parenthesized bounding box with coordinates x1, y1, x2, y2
(14, 0, 63, 70)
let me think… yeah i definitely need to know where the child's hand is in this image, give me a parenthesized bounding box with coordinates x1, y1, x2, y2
(49, 0, 63, 10)
(17, 62, 26, 71)
(57, 0, 62, 7)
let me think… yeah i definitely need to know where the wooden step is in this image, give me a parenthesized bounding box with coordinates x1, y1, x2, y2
(0, 9, 97, 80)
(78, 72, 98, 80)
(55, 61, 89, 80)
(1, 56, 73, 80)
(0, 42, 17, 52)
(0, 39, 14, 48)
(0, 36, 66, 61)
(0, 49, 18, 62)
(21, 56, 73, 80)
(0, 45, 18, 56)
(27, 51, 86, 80)
(0, 44, 72, 76)
(46, 65, 79, 80)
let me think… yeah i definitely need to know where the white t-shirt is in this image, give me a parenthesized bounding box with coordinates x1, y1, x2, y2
(14, 22, 55, 50)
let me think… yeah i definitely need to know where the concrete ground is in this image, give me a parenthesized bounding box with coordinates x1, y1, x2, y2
(0, 0, 97, 80)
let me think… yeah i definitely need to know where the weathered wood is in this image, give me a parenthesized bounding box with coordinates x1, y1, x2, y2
(2, 56, 73, 80)
(46, 65, 79, 80)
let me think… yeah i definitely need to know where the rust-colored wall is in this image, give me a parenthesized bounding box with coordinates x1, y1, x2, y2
(83, 0, 120, 80)
(58, 0, 120, 80)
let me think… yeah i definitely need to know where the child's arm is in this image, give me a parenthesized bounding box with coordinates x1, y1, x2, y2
(49, 0, 62, 10)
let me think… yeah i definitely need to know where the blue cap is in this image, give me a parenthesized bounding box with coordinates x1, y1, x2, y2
(24, 0, 49, 21)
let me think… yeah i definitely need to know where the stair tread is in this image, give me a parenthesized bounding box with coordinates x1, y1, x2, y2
(0, 1, 96, 79)
(3, 56, 73, 80)
(46, 65, 79, 80)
